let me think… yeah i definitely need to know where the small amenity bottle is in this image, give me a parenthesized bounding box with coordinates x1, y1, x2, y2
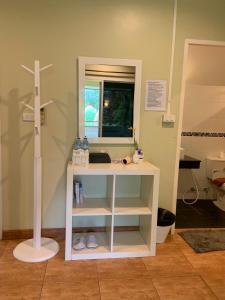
(133, 148, 144, 164)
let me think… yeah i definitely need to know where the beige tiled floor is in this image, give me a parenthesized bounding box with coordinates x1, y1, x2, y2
(0, 232, 225, 299)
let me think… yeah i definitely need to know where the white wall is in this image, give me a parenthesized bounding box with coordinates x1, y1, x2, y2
(178, 44, 225, 200)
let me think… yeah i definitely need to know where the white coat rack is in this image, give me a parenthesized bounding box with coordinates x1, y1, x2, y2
(13, 60, 59, 262)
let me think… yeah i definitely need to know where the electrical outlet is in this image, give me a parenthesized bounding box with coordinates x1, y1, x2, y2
(23, 109, 45, 124)
(162, 113, 175, 123)
(23, 112, 34, 122)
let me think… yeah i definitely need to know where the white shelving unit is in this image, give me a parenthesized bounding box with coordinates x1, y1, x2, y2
(65, 161, 160, 260)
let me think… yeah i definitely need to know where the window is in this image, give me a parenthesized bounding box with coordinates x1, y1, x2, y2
(84, 80, 134, 138)
(102, 81, 134, 137)
(78, 57, 142, 144)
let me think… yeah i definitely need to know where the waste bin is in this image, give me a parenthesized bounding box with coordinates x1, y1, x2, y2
(157, 208, 176, 243)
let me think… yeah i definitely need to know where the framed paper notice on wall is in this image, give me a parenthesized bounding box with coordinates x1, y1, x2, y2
(145, 80, 167, 111)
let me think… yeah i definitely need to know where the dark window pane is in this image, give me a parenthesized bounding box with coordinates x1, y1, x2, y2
(102, 82, 134, 137)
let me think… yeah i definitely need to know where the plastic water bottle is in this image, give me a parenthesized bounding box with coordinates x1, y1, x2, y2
(83, 136, 89, 165)
(72, 139, 76, 164)
(72, 137, 83, 165)
(74, 137, 82, 150)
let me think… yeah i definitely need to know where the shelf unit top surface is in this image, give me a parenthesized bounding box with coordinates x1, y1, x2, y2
(69, 161, 159, 175)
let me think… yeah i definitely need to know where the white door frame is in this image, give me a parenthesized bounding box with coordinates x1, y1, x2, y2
(0, 121, 2, 240)
(172, 38, 225, 229)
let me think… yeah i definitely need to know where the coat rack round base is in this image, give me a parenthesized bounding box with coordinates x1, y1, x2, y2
(13, 238, 59, 263)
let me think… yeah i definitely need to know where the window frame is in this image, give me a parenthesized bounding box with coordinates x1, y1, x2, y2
(78, 56, 142, 144)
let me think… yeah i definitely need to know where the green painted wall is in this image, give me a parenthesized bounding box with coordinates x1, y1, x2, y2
(0, 0, 225, 230)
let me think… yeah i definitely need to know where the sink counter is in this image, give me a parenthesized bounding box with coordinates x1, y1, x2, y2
(179, 155, 201, 169)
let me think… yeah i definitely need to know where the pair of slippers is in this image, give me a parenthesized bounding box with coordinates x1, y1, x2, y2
(73, 234, 98, 251)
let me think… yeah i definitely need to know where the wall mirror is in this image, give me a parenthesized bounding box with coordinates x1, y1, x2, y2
(78, 57, 142, 144)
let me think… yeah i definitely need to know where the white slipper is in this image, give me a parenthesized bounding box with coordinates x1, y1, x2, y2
(73, 234, 86, 251)
(86, 234, 98, 249)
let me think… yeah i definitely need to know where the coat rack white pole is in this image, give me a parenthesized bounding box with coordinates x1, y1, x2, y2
(34, 60, 41, 249)
(13, 60, 59, 262)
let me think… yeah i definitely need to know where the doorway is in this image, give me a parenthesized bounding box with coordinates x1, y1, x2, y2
(174, 39, 225, 228)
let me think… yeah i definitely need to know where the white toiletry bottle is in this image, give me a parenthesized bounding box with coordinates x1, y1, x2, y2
(133, 148, 144, 164)
(83, 136, 89, 165)
(133, 150, 139, 164)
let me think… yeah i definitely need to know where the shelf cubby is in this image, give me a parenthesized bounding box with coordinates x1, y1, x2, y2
(114, 198, 152, 215)
(112, 215, 152, 256)
(114, 175, 154, 215)
(71, 215, 113, 260)
(72, 174, 114, 216)
(113, 231, 150, 254)
(71, 232, 110, 259)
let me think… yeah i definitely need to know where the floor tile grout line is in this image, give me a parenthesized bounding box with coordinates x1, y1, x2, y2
(150, 277, 161, 299)
(95, 259, 103, 299)
(143, 251, 199, 276)
(39, 261, 48, 300)
(199, 274, 220, 300)
(180, 247, 224, 274)
(146, 273, 201, 279)
(178, 249, 200, 271)
(152, 274, 219, 300)
(141, 257, 149, 271)
(98, 278, 102, 300)
(97, 271, 162, 299)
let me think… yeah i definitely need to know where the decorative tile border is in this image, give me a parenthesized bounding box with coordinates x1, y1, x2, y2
(182, 131, 225, 137)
